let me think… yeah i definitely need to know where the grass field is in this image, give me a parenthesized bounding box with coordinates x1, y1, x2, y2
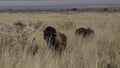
(0, 11, 120, 68)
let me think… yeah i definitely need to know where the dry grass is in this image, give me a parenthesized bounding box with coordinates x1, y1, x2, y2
(0, 12, 120, 68)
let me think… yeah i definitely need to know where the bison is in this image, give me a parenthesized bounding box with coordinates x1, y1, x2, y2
(75, 27, 94, 38)
(86, 28, 95, 37)
(75, 28, 86, 37)
(44, 26, 67, 54)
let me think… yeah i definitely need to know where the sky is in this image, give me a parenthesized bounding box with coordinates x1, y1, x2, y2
(0, 0, 119, 9)
(0, 0, 119, 1)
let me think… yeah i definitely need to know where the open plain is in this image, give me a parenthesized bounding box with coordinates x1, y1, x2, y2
(0, 11, 120, 68)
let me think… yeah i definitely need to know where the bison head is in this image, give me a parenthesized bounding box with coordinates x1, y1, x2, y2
(44, 26, 57, 45)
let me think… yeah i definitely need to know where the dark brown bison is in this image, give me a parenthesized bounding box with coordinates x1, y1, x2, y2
(75, 28, 86, 37)
(75, 27, 94, 38)
(44, 26, 67, 54)
(86, 28, 95, 37)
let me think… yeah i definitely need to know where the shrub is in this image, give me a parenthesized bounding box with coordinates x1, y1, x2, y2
(14, 21, 26, 28)
(58, 20, 75, 30)
(104, 8, 108, 11)
(34, 21, 43, 29)
(71, 8, 78, 11)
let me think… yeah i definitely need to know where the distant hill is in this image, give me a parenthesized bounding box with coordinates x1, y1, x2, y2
(0, 4, 120, 10)
(0, 7, 120, 13)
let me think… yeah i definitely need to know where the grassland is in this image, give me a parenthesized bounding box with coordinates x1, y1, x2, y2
(0, 11, 120, 68)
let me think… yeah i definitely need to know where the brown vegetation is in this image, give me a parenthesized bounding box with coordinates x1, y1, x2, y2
(0, 11, 119, 68)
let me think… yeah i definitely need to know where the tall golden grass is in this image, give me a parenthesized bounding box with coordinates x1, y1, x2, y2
(0, 12, 120, 68)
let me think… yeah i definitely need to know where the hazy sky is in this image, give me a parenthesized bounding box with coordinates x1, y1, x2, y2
(0, 0, 119, 1)
(0, 0, 120, 5)
(0, 0, 119, 9)
(0, 0, 120, 2)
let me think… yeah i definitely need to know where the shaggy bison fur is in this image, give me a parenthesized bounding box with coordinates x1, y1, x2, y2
(44, 26, 67, 54)
(75, 27, 94, 38)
